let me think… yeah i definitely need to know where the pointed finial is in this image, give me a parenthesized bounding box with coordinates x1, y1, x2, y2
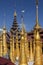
(36, 0, 38, 25)
(21, 10, 25, 34)
(14, 2, 17, 17)
(36, 0, 38, 5)
(14, 11, 17, 16)
(34, 0, 41, 29)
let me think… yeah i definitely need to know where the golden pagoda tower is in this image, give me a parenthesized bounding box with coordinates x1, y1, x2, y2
(19, 16, 27, 65)
(34, 30, 42, 65)
(10, 10, 18, 34)
(34, 0, 42, 65)
(2, 26, 8, 56)
(0, 36, 3, 57)
(29, 39, 34, 62)
(16, 32, 20, 61)
(10, 33, 15, 63)
(25, 32, 29, 62)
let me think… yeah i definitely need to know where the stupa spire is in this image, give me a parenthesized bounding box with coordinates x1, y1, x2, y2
(10, 10, 18, 34)
(19, 13, 27, 65)
(16, 32, 20, 61)
(2, 13, 8, 58)
(34, 0, 42, 65)
(36, 0, 38, 5)
(19, 25, 27, 65)
(25, 32, 29, 62)
(34, 0, 41, 29)
(3, 24, 8, 57)
(21, 10, 25, 34)
(36, 0, 38, 25)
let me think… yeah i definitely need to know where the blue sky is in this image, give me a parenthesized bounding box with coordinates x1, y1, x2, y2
(0, 0, 43, 32)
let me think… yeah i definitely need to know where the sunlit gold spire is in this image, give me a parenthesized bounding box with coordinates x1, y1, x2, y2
(34, 0, 41, 29)
(3, 25, 8, 56)
(25, 32, 29, 62)
(29, 39, 34, 62)
(34, 30, 42, 65)
(34, 1, 42, 65)
(10, 34, 16, 63)
(19, 31, 27, 65)
(19, 15, 27, 65)
(16, 32, 20, 60)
